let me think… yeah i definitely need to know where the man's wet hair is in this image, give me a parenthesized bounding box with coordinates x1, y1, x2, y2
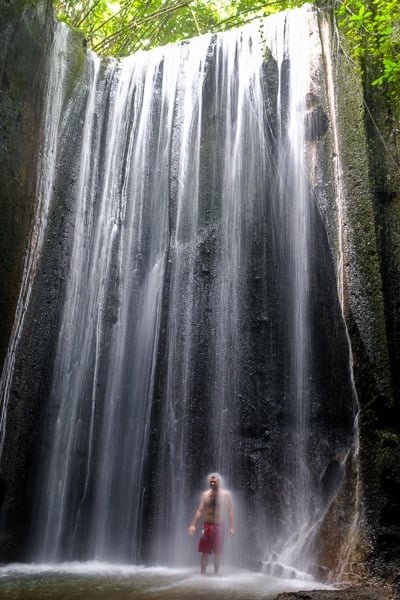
(207, 472, 223, 485)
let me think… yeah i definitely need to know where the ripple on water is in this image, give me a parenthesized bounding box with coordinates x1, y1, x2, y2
(0, 563, 333, 599)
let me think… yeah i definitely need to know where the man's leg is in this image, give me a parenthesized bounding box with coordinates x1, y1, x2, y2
(200, 553, 209, 574)
(213, 553, 221, 574)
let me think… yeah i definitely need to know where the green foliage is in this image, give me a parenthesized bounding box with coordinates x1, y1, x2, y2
(52, 0, 305, 56)
(52, 0, 400, 97)
(336, 0, 400, 95)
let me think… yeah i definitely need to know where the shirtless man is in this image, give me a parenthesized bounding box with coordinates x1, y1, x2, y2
(188, 473, 235, 574)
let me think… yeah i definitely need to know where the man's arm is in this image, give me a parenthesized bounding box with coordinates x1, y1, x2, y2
(226, 492, 235, 536)
(188, 493, 205, 536)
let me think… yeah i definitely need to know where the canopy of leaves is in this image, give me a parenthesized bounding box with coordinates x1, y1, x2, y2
(53, 0, 399, 94)
(53, 0, 305, 56)
(336, 0, 400, 93)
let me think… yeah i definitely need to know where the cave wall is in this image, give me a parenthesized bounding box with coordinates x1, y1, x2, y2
(0, 0, 87, 559)
(0, 0, 50, 371)
(0, 0, 54, 557)
(360, 73, 400, 585)
(330, 15, 400, 588)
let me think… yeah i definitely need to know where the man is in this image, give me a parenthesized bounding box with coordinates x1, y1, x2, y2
(188, 472, 235, 574)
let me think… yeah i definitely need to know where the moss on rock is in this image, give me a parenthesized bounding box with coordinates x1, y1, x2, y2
(331, 14, 400, 589)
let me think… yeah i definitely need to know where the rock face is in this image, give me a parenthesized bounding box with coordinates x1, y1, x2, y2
(0, 0, 49, 370)
(0, 0, 57, 557)
(357, 65, 400, 590)
(0, 0, 399, 591)
(330, 20, 400, 590)
(0, 0, 86, 559)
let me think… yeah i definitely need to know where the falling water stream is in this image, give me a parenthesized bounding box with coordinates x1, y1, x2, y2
(0, 4, 357, 597)
(0, 24, 70, 454)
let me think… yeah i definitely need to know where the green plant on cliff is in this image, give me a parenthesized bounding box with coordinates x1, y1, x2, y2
(336, 0, 400, 96)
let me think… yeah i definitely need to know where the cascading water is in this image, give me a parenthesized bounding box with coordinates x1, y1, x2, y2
(0, 22, 70, 454)
(1, 4, 356, 578)
(266, 11, 324, 571)
(34, 43, 175, 562)
(152, 23, 278, 566)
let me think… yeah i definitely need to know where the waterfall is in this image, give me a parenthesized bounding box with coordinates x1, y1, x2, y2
(19, 4, 357, 574)
(34, 44, 174, 561)
(0, 23, 70, 455)
(265, 9, 329, 570)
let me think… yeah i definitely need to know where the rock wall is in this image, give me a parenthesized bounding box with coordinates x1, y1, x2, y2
(323, 10, 400, 591)
(0, 0, 86, 559)
(359, 73, 400, 588)
(0, 0, 53, 557)
(0, 0, 50, 369)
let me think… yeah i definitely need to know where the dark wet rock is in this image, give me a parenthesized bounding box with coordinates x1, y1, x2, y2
(305, 93, 329, 141)
(274, 585, 395, 600)
(0, 1, 87, 561)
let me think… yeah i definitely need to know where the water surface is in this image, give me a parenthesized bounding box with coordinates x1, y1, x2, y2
(0, 563, 332, 599)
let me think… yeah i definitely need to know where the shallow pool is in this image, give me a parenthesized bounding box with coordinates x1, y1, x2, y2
(0, 562, 333, 599)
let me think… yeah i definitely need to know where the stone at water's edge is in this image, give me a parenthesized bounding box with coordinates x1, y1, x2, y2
(275, 585, 395, 599)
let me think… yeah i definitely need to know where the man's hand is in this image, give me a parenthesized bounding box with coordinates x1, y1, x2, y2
(229, 528, 235, 537)
(188, 525, 196, 536)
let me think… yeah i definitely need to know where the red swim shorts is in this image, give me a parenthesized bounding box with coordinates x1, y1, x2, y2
(198, 523, 225, 555)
